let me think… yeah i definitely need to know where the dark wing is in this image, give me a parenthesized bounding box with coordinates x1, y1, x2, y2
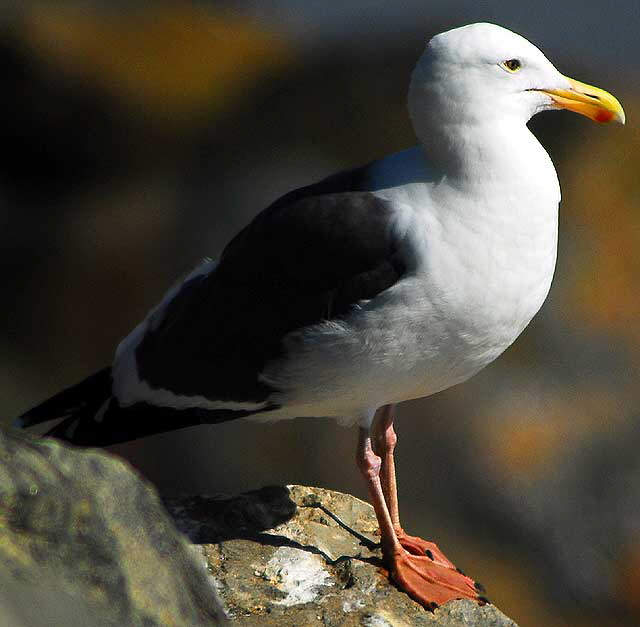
(135, 179, 409, 405)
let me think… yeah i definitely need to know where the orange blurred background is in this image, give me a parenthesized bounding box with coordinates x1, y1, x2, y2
(1, 4, 638, 626)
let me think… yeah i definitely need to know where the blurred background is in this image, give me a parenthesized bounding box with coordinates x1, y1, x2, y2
(1, 2, 638, 625)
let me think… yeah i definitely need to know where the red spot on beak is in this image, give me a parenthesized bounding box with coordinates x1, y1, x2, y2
(595, 109, 614, 123)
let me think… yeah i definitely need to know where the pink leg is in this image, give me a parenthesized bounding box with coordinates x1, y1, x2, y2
(356, 426, 403, 556)
(361, 414, 483, 608)
(372, 405, 401, 528)
(371, 406, 457, 567)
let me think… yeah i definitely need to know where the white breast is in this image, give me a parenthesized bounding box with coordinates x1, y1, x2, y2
(385, 139, 559, 397)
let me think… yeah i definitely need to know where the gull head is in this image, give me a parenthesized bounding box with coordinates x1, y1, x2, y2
(409, 23, 625, 135)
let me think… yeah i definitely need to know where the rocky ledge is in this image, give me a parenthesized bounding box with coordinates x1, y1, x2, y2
(167, 485, 519, 626)
(0, 424, 518, 626)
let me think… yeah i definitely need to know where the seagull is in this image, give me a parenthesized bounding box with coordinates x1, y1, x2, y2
(16, 23, 624, 609)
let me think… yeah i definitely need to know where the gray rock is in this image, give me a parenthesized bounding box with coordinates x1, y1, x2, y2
(0, 426, 226, 627)
(167, 485, 519, 626)
(0, 422, 519, 625)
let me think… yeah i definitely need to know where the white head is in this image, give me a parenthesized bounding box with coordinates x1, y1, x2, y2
(409, 23, 624, 138)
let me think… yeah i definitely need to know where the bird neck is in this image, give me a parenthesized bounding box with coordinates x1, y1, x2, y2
(416, 118, 561, 248)
(416, 118, 557, 193)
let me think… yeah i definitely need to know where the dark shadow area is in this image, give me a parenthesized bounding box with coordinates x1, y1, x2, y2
(164, 484, 383, 568)
(165, 485, 298, 543)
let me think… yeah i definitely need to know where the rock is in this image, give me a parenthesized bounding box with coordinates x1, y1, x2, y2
(167, 485, 519, 626)
(0, 567, 116, 627)
(0, 426, 226, 627)
(0, 422, 519, 625)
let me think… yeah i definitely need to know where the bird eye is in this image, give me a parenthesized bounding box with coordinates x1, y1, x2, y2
(502, 59, 522, 72)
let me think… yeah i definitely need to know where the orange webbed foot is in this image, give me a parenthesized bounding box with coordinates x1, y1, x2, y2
(387, 542, 488, 610)
(396, 529, 456, 568)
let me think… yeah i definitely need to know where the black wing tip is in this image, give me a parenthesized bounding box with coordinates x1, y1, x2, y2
(14, 367, 112, 430)
(42, 400, 282, 448)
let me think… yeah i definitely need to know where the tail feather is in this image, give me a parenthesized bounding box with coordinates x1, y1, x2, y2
(15, 365, 276, 447)
(16, 366, 209, 447)
(45, 400, 206, 447)
(15, 367, 112, 429)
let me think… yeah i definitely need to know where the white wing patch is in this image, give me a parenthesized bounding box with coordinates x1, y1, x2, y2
(111, 259, 270, 413)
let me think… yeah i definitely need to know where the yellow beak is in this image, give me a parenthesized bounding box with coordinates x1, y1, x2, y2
(537, 75, 625, 124)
